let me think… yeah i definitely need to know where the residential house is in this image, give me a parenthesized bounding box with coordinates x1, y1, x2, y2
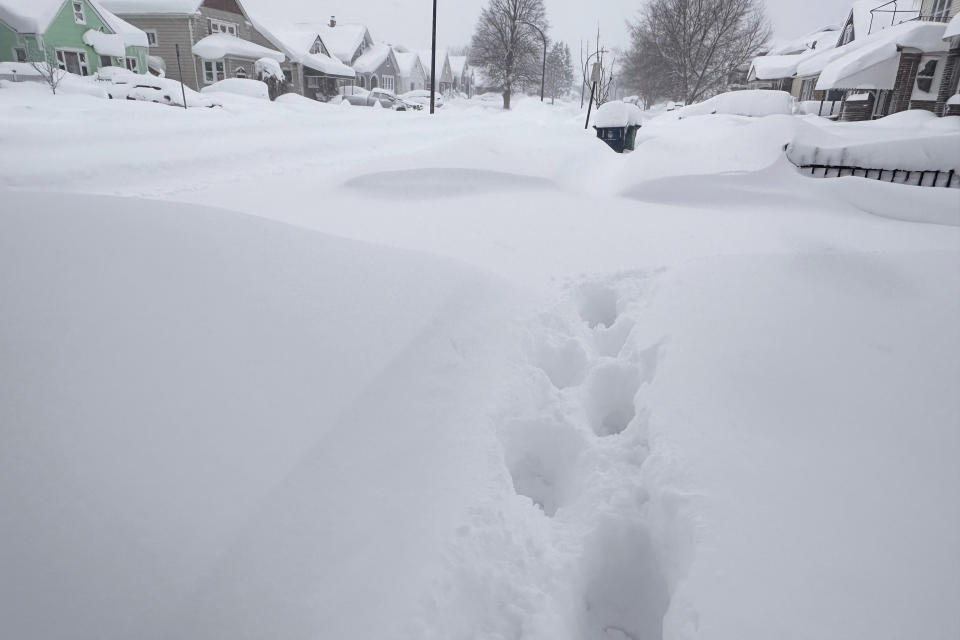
(449, 54, 472, 96)
(0, 0, 148, 78)
(393, 48, 425, 93)
(775, 0, 960, 120)
(352, 42, 400, 92)
(100, 0, 285, 92)
(418, 48, 453, 93)
(943, 14, 960, 113)
(747, 27, 838, 92)
(312, 17, 372, 67)
(253, 23, 355, 100)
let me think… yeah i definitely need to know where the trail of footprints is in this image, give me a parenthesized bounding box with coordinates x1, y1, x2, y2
(496, 273, 673, 640)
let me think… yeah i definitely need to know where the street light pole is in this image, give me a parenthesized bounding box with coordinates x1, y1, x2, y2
(430, 0, 437, 114)
(520, 21, 547, 102)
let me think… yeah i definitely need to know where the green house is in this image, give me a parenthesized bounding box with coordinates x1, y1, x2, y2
(0, 0, 148, 76)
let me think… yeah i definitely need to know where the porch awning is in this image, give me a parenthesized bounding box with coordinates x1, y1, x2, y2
(301, 52, 355, 79)
(816, 41, 900, 91)
(192, 33, 285, 63)
(83, 30, 126, 58)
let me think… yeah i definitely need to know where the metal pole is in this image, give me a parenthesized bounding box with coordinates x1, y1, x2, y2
(540, 34, 546, 101)
(174, 43, 187, 110)
(584, 81, 596, 129)
(430, 0, 437, 115)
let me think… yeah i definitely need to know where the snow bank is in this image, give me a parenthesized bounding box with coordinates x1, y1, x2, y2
(788, 126, 960, 172)
(594, 100, 644, 128)
(0, 191, 521, 640)
(201, 78, 269, 100)
(672, 90, 794, 118)
(192, 34, 284, 62)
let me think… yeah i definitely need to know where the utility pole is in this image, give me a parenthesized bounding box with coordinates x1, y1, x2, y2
(430, 0, 438, 114)
(521, 21, 547, 102)
(174, 43, 187, 110)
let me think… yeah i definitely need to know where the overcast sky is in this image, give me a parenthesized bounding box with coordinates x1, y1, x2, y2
(244, 0, 849, 52)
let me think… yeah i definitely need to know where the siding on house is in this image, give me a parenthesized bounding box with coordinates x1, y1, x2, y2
(115, 15, 200, 89)
(0, 0, 147, 73)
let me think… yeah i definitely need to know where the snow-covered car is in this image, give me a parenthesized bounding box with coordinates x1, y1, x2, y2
(341, 87, 422, 111)
(94, 66, 217, 108)
(401, 89, 443, 109)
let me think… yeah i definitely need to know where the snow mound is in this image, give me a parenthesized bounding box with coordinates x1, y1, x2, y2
(345, 168, 555, 199)
(672, 90, 794, 119)
(201, 78, 269, 100)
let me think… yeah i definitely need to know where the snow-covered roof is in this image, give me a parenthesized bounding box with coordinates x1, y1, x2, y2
(99, 0, 203, 14)
(945, 15, 960, 40)
(392, 50, 420, 76)
(192, 33, 284, 62)
(247, 22, 354, 77)
(93, 1, 149, 47)
(316, 23, 370, 63)
(816, 21, 949, 91)
(352, 43, 391, 74)
(751, 54, 808, 80)
(768, 27, 839, 56)
(417, 49, 447, 75)
(449, 55, 467, 77)
(0, 0, 66, 32)
(301, 52, 354, 77)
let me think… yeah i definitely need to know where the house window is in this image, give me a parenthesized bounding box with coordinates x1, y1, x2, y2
(99, 54, 112, 68)
(14, 47, 26, 62)
(310, 38, 326, 55)
(841, 23, 854, 45)
(306, 75, 320, 89)
(203, 60, 225, 83)
(930, 0, 950, 20)
(208, 19, 237, 36)
(56, 49, 90, 76)
(73, 1, 86, 25)
(235, 66, 247, 78)
(381, 75, 394, 91)
(913, 57, 941, 97)
(358, 75, 366, 89)
(370, 75, 378, 89)
(145, 30, 158, 46)
(125, 57, 139, 72)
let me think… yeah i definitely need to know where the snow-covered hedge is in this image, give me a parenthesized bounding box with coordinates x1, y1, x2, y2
(201, 78, 270, 100)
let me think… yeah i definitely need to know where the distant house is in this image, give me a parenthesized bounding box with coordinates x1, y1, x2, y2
(747, 27, 838, 93)
(314, 18, 372, 67)
(0, 0, 148, 77)
(393, 48, 425, 93)
(352, 42, 400, 92)
(943, 14, 960, 113)
(253, 23, 355, 100)
(449, 55, 472, 96)
(418, 48, 453, 93)
(100, 0, 284, 92)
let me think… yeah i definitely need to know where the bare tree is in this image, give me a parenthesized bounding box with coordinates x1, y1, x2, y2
(624, 0, 771, 105)
(470, 0, 547, 109)
(30, 48, 65, 95)
(544, 41, 574, 103)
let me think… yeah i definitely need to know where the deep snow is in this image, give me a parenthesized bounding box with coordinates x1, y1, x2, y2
(1, 83, 959, 640)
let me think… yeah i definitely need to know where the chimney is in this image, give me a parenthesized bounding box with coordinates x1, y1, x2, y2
(329, 16, 337, 27)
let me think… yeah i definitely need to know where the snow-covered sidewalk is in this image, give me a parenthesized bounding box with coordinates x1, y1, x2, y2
(1, 85, 958, 640)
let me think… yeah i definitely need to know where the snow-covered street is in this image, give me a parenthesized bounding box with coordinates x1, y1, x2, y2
(1, 85, 959, 640)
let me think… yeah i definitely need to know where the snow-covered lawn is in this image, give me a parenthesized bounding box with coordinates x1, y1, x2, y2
(1, 83, 958, 640)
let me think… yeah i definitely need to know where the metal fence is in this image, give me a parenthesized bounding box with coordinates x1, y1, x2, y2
(797, 164, 959, 188)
